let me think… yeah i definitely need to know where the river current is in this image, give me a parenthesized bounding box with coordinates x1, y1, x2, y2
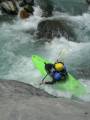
(0, 1, 90, 101)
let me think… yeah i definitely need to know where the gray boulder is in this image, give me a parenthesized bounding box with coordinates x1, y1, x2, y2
(37, 19, 75, 40)
(36, 0, 53, 17)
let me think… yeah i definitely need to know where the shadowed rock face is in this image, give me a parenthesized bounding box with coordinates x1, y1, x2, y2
(0, 0, 18, 15)
(37, 19, 75, 40)
(86, 0, 90, 4)
(0, 80, 90, 120)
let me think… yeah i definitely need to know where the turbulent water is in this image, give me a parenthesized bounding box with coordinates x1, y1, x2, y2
(0, 1, 90, 101)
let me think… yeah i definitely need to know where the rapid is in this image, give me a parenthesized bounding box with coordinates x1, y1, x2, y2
(0, 1, 90, 101)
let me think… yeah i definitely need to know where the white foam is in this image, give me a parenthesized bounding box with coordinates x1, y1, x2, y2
(0, 7, 90, 101)
(15, 6, 43, 31)
(44, 37, 90, 61)
(50, 12, 90, 42)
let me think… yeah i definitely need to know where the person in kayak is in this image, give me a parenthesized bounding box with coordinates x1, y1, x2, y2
(44, 62, 68, 84)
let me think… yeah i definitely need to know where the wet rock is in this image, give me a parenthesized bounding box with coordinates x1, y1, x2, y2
(19, 8, 31, 19)
(0, 0, 18, 15)
(0, 80, 53, 98)
(86, 0, 90, 4)
(19, 0, 34, 18)
(36, 0, 53, 17)
(37, 19, 75, 40)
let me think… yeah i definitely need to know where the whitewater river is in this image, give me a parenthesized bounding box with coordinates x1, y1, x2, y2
(0, 5, 90, 101)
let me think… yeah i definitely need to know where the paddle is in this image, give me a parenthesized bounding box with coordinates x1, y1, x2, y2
(39, 73, 48, 85)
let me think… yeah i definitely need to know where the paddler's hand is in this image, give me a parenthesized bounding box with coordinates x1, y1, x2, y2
(39, 81, 45, 85)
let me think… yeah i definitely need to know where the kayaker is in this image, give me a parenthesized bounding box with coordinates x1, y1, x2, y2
(44, 62, 68, 84)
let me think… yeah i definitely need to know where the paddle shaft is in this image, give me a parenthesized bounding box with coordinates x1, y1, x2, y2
(42, 73, 48, 82)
